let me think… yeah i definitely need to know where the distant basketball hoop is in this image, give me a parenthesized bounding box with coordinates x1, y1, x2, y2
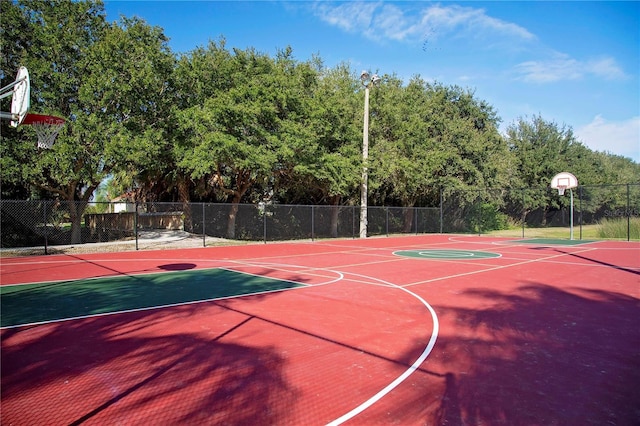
(22, 113, 66, 149)
(550, 172, 578, 196)
(550, 172, 579, 240)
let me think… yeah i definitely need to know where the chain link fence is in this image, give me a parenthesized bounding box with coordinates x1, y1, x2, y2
(2, 184, 638, 254)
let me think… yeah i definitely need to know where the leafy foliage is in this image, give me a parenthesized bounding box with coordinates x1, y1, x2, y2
(1, 0, 637, 240)
(1, 1, 173, 242)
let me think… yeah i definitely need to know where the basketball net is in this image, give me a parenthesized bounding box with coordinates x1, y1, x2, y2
(557, 186, 566, 196)
(22, 113, 66, 149)
(33, 121, 64, 149)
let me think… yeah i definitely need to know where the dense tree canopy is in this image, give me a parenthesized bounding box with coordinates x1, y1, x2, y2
(174, 45, 320, 236)
(1, 0, 638, 237)
(1, 0, 174, 242)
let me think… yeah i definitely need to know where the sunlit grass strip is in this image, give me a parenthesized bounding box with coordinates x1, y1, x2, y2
(597, 217, 640, 240)
(488, 221, 639, 241)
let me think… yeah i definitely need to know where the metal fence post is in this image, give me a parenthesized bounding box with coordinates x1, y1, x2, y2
(134, 201, 139, 251)
(385, 207, 389, 237)
(43, 201, 48, 255)
(439, 187, 443, 234)
(352, 206, 356, 239)
(579, 186, 583, 240)
(202, 202, 206, 247)
(521, 189, 525, 239)
(627, 184, 631, 242)
(311, 205, 315, 241)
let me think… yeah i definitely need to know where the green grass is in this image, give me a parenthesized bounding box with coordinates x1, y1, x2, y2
(598, 217, 640, 240)
(487, 218, 639, 241)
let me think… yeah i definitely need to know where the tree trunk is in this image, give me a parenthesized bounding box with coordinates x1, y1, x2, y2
(37, 178, 99, 245)
(329, 195, 341, 238)
(403, 200, 416, 233)
(68, 200, 88, 244)
(225, 170, 253, 240)
(226, 200, 239, 239)
(177, 177, 192, 232)
(70, 208, 83, 243)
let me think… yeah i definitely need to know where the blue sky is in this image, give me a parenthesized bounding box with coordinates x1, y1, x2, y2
(104, 1, 639, 162)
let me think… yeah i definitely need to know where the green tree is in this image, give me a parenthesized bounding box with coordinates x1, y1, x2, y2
(169, 38, 236, 206)
(176, 44, 316, 238)
(281, 62, 362, 235)
(369, 75, 433, 230)
(506, 115, 588, 224)
(371, 78, 508, 230)
(1, 1, 174, 242)
(78, 15, 176, 207)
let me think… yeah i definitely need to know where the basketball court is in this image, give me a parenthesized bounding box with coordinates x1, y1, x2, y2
(2, 65, 638, 424)
(2, 234, 638, 425)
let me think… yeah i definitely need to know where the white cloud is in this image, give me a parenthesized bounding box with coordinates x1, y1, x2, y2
(586, 57, 627, 80)
(575, 115, 640, 162)
(312, 2, 534, 45)
(418, 4, 535, 41)
(515, 53, 627, 83)
(312, 1, 380, 33)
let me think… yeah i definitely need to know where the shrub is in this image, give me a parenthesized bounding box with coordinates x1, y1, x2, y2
(597, 217, 640, 240)
(471, 203, 510, 233)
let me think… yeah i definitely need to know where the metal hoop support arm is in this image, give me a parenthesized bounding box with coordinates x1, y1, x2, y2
(0, 76, 28, 99)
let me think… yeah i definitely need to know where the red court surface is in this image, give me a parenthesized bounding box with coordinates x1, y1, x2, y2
(1, 235, 639, 425)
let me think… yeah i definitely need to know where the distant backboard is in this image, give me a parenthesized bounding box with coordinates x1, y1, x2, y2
(550, 172, 578, 196)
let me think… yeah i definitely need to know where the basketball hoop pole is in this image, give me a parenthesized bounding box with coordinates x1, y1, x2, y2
(556, 186, 575, 240)
(569, 188, 574, 240)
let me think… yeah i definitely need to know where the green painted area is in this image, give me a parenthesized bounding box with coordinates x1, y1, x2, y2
(394, 249, 501, 260)
(0, 268, 305, 328)
(514, 238, 594, 246)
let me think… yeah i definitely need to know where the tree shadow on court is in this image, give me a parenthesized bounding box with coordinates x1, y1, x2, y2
(1, 302, 297, 424)
(158, 262, 197, 271)
(413, 282, 640, 425)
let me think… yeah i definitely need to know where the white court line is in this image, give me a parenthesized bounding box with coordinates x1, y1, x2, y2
(3, 259, 440, 426)
(224, 260, 441, 425)
(402, 247, 599, 287)
(221, 261, 344, 287)
(0, 266, 338, 329)
(326, 271, 439, 426)
(4, 247, 439, 423)
(0, 262, 230, 288)
(0, 284, 307, 330)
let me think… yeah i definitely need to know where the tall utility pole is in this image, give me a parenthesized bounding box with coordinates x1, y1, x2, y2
(359, 70, 380, 239)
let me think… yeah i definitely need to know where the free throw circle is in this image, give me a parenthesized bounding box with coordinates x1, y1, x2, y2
(394, 249, 501, 260)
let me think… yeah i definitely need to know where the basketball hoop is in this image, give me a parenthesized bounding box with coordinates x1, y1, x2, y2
(22, 113, 66, 149)
(550, 172, 578, 195)
(550, 172, 579, 240)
